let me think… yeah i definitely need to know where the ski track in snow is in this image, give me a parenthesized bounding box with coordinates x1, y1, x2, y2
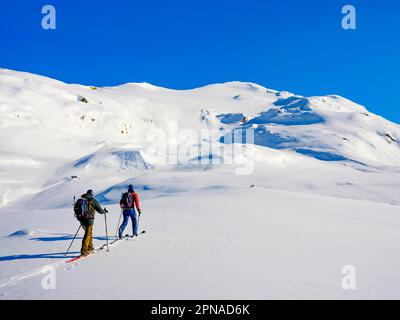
(0, 233, 130, 290)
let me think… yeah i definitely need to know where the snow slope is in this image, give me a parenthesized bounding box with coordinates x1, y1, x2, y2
(0, 68, 399, 299)
(1, 187, 400, 299)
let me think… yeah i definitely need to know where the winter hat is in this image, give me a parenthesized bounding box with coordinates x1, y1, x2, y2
(128, 184, 134, 193)
(86, 189, 94, 197)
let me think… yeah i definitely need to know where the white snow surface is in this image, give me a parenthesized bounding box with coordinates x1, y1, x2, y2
(0, 68, 400, 299)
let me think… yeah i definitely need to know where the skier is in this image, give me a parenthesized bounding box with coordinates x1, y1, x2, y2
(119, 184, 142, 238)
(75, 189, 108, 256)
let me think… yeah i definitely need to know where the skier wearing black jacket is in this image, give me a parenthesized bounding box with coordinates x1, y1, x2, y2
(74, 189, 107, 256)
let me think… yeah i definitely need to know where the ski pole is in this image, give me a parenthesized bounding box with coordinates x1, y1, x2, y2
(115, 209, 122, 238)
(65, 225, 81, 256)
(104, 209, 110, 252)
(137, 210, 142, 234)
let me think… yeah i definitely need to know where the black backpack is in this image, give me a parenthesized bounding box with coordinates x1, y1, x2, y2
(120, 192, 134, 209)
(74, 198, 90, 221)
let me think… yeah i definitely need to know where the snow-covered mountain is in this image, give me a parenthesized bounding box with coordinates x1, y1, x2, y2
(1, 68, 399, 207)
(1, 68, 400, 299)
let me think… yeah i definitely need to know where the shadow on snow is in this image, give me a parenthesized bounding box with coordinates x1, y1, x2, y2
(29, 235, 109, 242)
(0, 252, 79, 262)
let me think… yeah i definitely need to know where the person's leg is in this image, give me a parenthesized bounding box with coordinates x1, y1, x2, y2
(87, 225, 93, 252)
(81, 224, 89, 256)
(119, 211, 129, 238)
(130, 210, 138, 236)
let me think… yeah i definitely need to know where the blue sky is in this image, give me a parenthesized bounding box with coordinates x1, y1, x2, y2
(1, 0, 399, 123)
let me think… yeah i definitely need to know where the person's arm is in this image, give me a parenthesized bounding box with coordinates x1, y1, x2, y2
(93, 198, 106, 214)
(133, 193, 141, 213)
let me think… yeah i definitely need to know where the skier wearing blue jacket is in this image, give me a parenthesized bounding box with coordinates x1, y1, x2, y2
(118, 184, 142, 239)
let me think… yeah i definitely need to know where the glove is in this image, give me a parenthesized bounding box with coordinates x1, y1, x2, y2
(103, 208, 108, 214)
(138, 209, 142, 215)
